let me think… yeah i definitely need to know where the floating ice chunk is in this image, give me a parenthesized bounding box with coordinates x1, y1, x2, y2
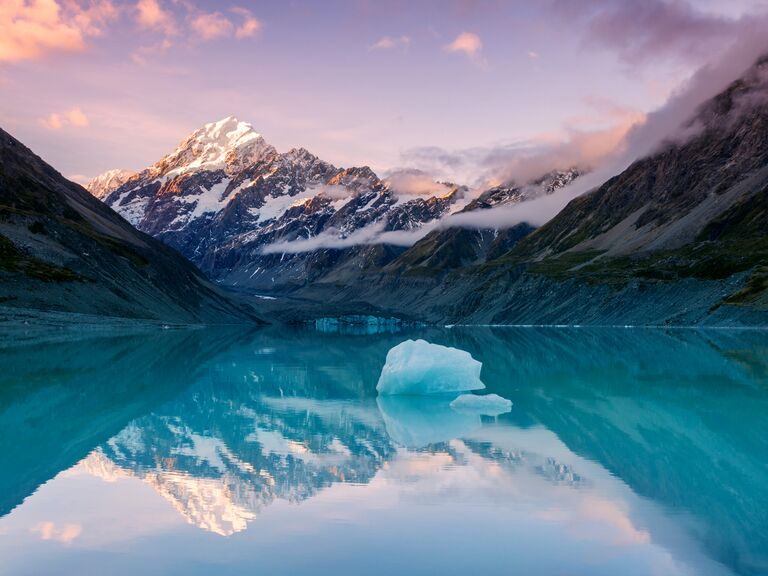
(450, 393, 512, 416)
(376, 339, 484, 395)
(376, 396, 481, 448)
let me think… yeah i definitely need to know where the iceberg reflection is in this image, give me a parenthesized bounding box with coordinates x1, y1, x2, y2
(376, 395, 481, 448)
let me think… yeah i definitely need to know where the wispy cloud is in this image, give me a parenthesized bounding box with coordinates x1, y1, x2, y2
(67, 173, 91, 184)
(0, 0, 117, 63)
(370, 35, 411, 51)
(261, 219, 438, 255)
(419, 12, 768, 234)
(397, 101, 644, 189)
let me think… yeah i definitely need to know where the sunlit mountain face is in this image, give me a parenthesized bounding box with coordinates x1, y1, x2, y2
(0, 327, 766, 575)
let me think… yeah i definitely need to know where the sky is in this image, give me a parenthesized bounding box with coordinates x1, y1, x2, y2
(1, 0, 767, 186)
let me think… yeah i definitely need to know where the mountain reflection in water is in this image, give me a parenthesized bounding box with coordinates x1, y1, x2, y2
(0, 326, 766, 576)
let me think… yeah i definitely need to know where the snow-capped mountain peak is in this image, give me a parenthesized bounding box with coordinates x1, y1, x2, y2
(154, 116, 276, 178)
(96, 116, 471, 292)
(85, 168, 135, 199)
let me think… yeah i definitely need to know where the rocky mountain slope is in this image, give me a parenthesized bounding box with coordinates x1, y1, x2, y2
(285, 57, 768, 325)
(0, 127, 261, 323)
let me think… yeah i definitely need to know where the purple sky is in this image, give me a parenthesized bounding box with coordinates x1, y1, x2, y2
(1, 0, 766, 185)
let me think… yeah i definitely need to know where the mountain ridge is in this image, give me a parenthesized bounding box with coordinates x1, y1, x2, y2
(92, 119, 582, 295)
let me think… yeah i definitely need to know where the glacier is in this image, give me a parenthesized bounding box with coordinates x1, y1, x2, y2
(450, 393, 512, 416)
(376, 339, 484, 395)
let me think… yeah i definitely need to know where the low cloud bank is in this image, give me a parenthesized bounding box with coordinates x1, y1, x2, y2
(439, 13, 768, 233)
(260, 220, 438, 255)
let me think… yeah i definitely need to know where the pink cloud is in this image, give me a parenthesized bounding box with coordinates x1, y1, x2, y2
(0, 0, 116, 63)
(231, 7, 261, 39)
(66, 107, 89, 127)
(40, 107, 90, 130)
(445, 31, 483, 58)
(191, 11, 233, 41)
(41, 112, 64, 130)
(135, 0, 175, 36)
(188, 7, 261, 42)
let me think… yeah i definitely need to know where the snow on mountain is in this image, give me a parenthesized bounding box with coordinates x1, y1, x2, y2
(151, 116, 275, 179)
(101, 116, 467, 293)
(85, 168, 135, 199)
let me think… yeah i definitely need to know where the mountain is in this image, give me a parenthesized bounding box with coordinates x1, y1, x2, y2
(91, 56, 768, 326)
(0, 127, 262, 323)
(98, 116, 467, 293)
(85, 169, 134, 199)
(285, 57, 768, 326)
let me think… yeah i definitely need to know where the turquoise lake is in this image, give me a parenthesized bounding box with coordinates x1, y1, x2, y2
(0, 326, 766, 576)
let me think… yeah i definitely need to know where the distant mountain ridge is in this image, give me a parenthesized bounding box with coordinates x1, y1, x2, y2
(93, 117, 579, 294)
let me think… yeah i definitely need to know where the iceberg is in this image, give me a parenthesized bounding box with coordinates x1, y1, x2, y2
(376, 339, 485, 395)
(450, 393, 513, 416)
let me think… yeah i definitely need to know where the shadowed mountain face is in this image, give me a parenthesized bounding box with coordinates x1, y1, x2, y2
(0, 128, 261, 323)
(1, 327, 765, 574)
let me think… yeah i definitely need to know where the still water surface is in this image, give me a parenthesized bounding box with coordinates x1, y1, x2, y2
(0, 326, 766, 576)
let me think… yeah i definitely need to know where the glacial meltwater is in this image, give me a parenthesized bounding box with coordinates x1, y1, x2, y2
(0, 326, 766, 576)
